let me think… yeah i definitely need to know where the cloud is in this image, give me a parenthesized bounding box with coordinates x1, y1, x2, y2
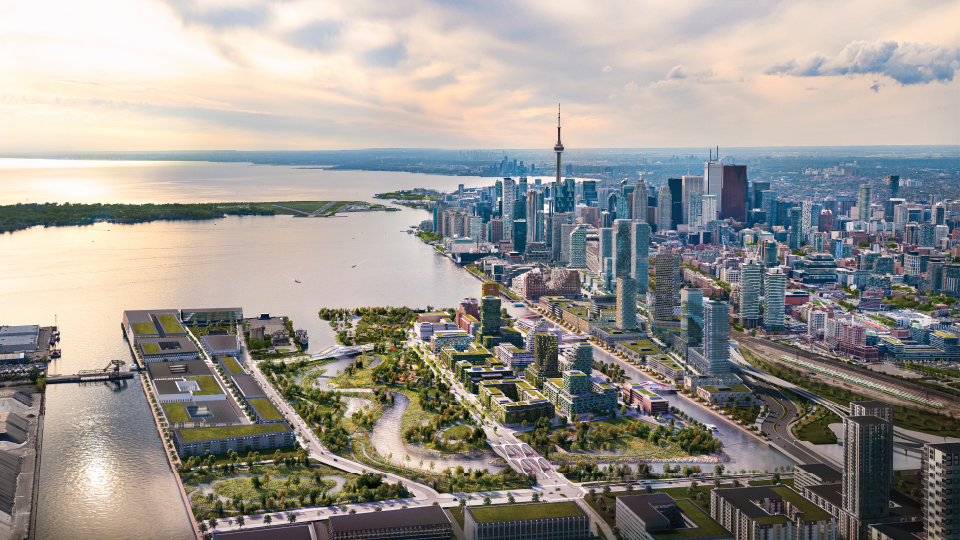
(666, 65, 689, 79)
(602, 66, 612, 73)
(415, 71, 458, 91)
(624, 81, 638, 91)
(163, 0, 271, 29)
(364, 43, 407, 67)
(288, 21, 342, 52)
(663, 65, 719, 82)
(765, 40, 960, 86)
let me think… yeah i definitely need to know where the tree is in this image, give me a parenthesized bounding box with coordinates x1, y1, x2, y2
(714, 464, 724, 477)
(531, 492, 541, 502)
(483, 496, 492, 506)
(644, 484, 653, 494)
(772, 472, 781, 484)
(507, 493, 515, 504)
(288, 512, 297, 523)
(208, 518, 218, 530)
(236, 515, 244, 528)
(263, 515, 272, 525)
(459, 499, 467, 511)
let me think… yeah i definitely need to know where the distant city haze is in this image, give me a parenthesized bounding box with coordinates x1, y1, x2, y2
(0, 0, 957, 150)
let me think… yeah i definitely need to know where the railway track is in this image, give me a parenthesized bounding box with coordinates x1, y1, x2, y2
(732, 331, 959, 413)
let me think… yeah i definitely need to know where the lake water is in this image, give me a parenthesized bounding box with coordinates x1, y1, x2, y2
(0, 160, 487, 540)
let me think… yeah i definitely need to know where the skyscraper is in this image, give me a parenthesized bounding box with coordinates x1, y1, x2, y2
(653, 253, 679, 321)
(513, 219, 527, 253)
(656, 185, 672, 231)
(840, 411, 893, 540)
(701, 194, 717, 224)
(789, 207, 802, 249)
(885, 175, 899, 200)
(555, 178, 575, 214)
(633, 177, 649, 225)
(720, 165, 747, 222)
(502, 177, 516, 241)
(525, 333, 560, 389)
(554, 105, 564, 187)
(921, 441, 960, 540)
(551, 212, 572, 261)
(568, 225, 587, 269)
(681, 175, 704, 225)
(857, 184, 872, 221)
(740, 259, 762, 328)
(581, 180, 597, 206)
(763, 268, 786, 330)
(689, 191, 703, 228)
(479, 285, 502, 339)
(599, 228, 613, 274)
(705, 155, 723, 213)
(564, 342, 594, 373)
(667, 178, 683, 230)
(616, 277, 637, 330)
(613, 219, 632, 278)
(631, 222, 650, 294)
(701, 301, 731, 375)
(680, 288, 703, 348)
(560, 223, 576, 264)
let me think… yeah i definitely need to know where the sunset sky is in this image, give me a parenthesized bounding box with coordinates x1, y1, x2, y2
(1, 0, 958, 150)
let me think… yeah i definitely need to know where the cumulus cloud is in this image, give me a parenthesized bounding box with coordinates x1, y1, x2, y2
(766, 40, 960, 86)
(602, 66, 612, 73)
(665, 65, 716, 80)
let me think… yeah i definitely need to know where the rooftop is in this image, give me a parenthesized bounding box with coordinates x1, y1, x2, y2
(202, 334, 240, 351)
(329, 505, 449, 532)
(467, 502, 583, 524)
(145, 360, 211, 380)
(232, 374, 265, 398)
(177, 423, 290, 442)
(927, 441, 960, 453)
(794, 463, 841, 481)
(652, 499, 732, 540)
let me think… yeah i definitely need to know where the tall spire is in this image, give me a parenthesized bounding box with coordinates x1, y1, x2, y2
(554, 103, 564, 185)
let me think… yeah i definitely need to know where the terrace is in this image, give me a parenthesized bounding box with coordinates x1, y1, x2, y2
(185, 376, 224, 395)
(249, 398, 283, 421)
(468, 501, 583, 523)
(652, 499, 732, 540)
(178, 423, 288, 442)
(156, 313, 184, 334)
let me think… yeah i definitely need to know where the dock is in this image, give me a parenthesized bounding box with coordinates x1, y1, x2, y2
(46, 359, 134, 384)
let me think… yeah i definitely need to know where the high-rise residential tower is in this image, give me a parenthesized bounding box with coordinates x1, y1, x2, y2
(705, 154, 723, 213)
(885, 175, 899, 200)
(613, 219, 632, 278)
(599, 227, 613, 274)
(689, 191, 703, 228)
(840, 412, 893, 540)
(857, 184, 872, 221)
(656, 185, 672, 231)
(653, 253, 679, 322)
(740, 259, 762, 328)
(789, 207, 802, 249)
(568, 225, 587, 269)
(668, 178, 683, 229)
(763, 268, 786, 330)
(631, 221, 650, 294)
(701, 194, 718, 224)
(921, 441, 960, 540)
(616, 277, 637, 330)
(502, 177, 516, 241)
(680, 288, 703, 348)
(700, 300, 731, 375)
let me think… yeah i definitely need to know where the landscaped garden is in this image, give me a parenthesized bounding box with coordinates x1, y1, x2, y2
(164, 402, 191, 423)
(792, 407, 841, 444)
(186, 376, 224, 395)
(221, 357, 245, 376)
(249, 398, 284, 421)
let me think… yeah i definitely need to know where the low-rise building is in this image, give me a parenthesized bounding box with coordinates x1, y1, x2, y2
(542, 371, 618, 418)
(415, 319, 459, 340)
(429, 330, 472, 353)
(122, 309, 186, 345)
(683, 374, 742, 392)
(485, 381, 555, 427)
(464, 502, 598, 540)
(180, 308, 243, 326)
(137, 336, 200, 362)
(615, 340, 663, 363)
(494, 343, 534, 374)
(711, 485, 836, 540)
(153, 376, 226, 403)
(648, 356, 686, 381)
(200, 334, 241, 361)
(328, 505, 451, 540)
(616, 494, 732, 540)
(695, 384, 754, 406)
(793, 463, 842, 493)
(621, 383, 669, 415)
(173, 423, 295, 457)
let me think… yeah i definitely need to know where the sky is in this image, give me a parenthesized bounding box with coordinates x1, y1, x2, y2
(1, 0, 958, 151)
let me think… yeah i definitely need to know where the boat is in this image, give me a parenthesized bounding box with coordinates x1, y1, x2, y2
(294, 279, 301, 283)
(352, 265, 357, 268)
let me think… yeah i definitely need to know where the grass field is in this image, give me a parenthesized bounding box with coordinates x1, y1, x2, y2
(441, 424, 472, 440)
(186, 376, 224, 395)
(222, 357, 245, 375)
(164, 402, 191, 423)
(250, 398, 284, 421)
(156, 313, 183, 334)
(132, 322, 157, 335)
(793, 409, 841, 444)
(179, 424, 288, 442)
(142, 342, 161, 355)
(327, 356, 383, 389)
(275, 201, 330, 213)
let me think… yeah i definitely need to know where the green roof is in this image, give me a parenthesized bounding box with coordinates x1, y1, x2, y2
(221, 357, 245, 375)
(185, 376, 223, 395)
(132, 322, 158, 335)
(249, 398, 283, 421)
(469, 502, 583, 523)
(156, 313, 183, 334)
(728, 385, 750, 392)
(652, 499, 731, 539)
(163, 403, 190, 423)
(142, 342, 161, 355)
(770, 486, 833, 522)
(178, 423, 288, 442)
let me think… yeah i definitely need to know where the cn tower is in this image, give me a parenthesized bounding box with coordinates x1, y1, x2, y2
(554, 103, 564, 184)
